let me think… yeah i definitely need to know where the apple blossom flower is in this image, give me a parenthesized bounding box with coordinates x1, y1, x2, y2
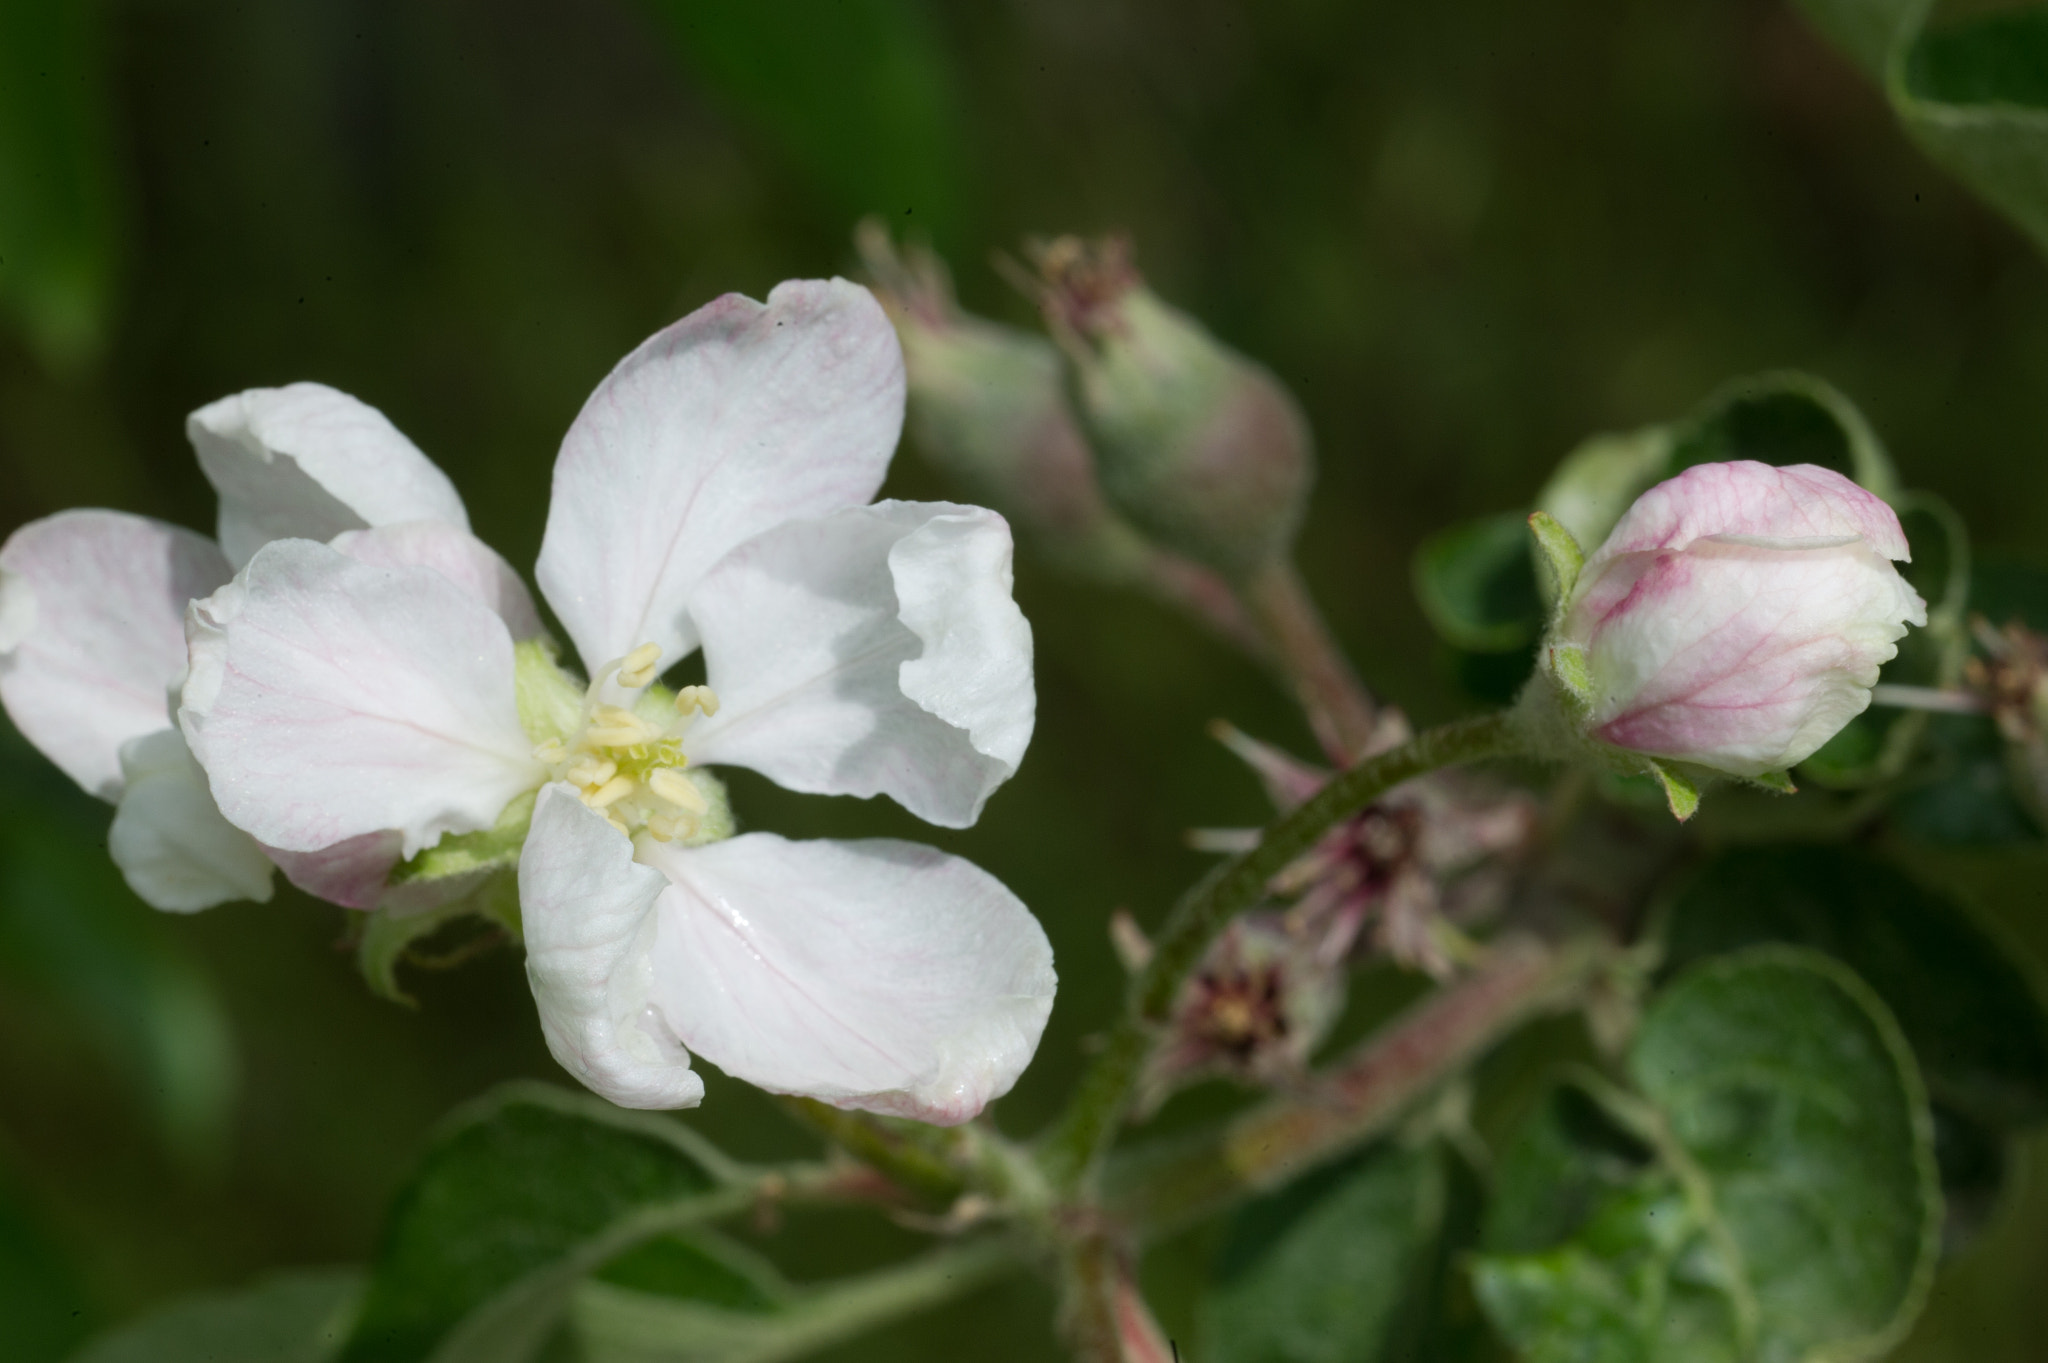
(0, 385, 470, 910)
(1540, 460, 1927, 782)
(177, 279, 1056, 1123)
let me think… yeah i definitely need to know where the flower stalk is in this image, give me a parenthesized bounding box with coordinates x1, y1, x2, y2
(1237, 556, 1385, 761)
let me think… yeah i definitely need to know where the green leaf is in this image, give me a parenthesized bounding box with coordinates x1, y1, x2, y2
(1198, 1143, 1445, 1363)
(1413, 512, 1545, 653)
(1668, 371, 1900, 501)
(340, 1084, 744, 1363)
(68, 1270, 361, 1363)
(1473, 948, 1941, 1363)
(1657, 845, 2048, 1130)
(1797, 0, 2048, 258)
(640, 0, 968, 246)
(0, 1, 122, 369)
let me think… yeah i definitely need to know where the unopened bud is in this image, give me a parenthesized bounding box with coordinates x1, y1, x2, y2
(860, 224, 1266, 653)
(1020, 235, 1312, 583)
(858, 222, 1150, 578)
(1523, 461, 1927, 816)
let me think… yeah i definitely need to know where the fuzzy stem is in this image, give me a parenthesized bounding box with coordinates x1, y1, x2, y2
(1238, 557, 1383, 760)
(572, 1235, 1026, 1362)
(1036, 710, 1525, 1195)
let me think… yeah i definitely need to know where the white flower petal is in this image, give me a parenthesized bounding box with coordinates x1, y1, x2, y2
(187, 383, 469, 568)
(330, 522, 544, 639)
(686, 501, 1034, 828)
(0, 510, 231, 799)
(108, 728, 276, 912)
(639, 833, 1055, 1124)
(179, 538, 540, 858)
(536, 279, 904, 673)
(520, 784, 704, 1109)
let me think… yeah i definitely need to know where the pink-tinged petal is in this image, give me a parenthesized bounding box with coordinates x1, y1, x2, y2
(536, 279, 904, 674)
(1573, 538, 1927, 776)
(686, 501, 1034, 828)
(520, 784, 704, 1109)
(108, 728, 276, 912)
(187, 383, 469, 568)
(265, 831, 404, 910)
(179, 538, 540, 858)
(0, 510, 232, 798)
(1588, 461, 1909, 565)
(330, 522, 544, 640)
(639, 833, 1055, 1124)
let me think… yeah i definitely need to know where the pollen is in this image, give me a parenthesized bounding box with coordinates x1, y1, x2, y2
(534, 642, 723, 843)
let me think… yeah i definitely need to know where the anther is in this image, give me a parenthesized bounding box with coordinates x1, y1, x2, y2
(583, 775, 637, 810)
(616, 642, 663, 690)
(564, 756, 617, 789)
(648, 766, 709, 813)
(675, 685, 721, 717)
(585, 705, 655, 747)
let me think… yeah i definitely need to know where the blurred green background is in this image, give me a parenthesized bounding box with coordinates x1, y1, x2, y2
(2, 0, 2046, 1359)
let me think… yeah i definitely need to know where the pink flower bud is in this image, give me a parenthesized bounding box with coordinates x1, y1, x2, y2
(1547, 461, 1927, 779)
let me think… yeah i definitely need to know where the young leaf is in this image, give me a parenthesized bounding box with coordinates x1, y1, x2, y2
(1473, 948, 1941, 1362)
(69, 1270, 361, 1363)
(338, 1084, 742, 1363)
(1198, 1142, 1445, 1363)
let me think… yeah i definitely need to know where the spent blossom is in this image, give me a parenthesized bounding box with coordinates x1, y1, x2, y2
(177, 279, 1056, 1123)
(1140, 722, 1533, 1104)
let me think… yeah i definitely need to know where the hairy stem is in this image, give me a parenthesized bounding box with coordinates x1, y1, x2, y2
(571, 1235, 1027, 1363)
(1036, 709, 1525, 1195)
(780, 1098, 971, 1205)
(1103, 934, 1608, 1237)
(1239, 557, 1382, 760)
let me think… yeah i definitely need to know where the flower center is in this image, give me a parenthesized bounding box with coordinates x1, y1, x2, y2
(529, 642, 729, 844)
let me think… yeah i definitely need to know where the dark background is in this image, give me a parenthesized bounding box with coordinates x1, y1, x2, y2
(1, 1, 2044, 1358)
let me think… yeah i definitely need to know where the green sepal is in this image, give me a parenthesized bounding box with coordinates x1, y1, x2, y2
(390, 789, 537, 887)
(1749, 769, 1797, 795)
(358, 872, 521, 1008)
(1546, 642, 1594, 714)
(1644, 760, 1701, 822)
(1526, 511, 1585, 609)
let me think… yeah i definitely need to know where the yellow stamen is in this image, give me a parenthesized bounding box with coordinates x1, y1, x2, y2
(616, 642, 663, 689)
(648, 766, 708, 813)
(675, 684, 720, 717)
(583, 775, 637, 810)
